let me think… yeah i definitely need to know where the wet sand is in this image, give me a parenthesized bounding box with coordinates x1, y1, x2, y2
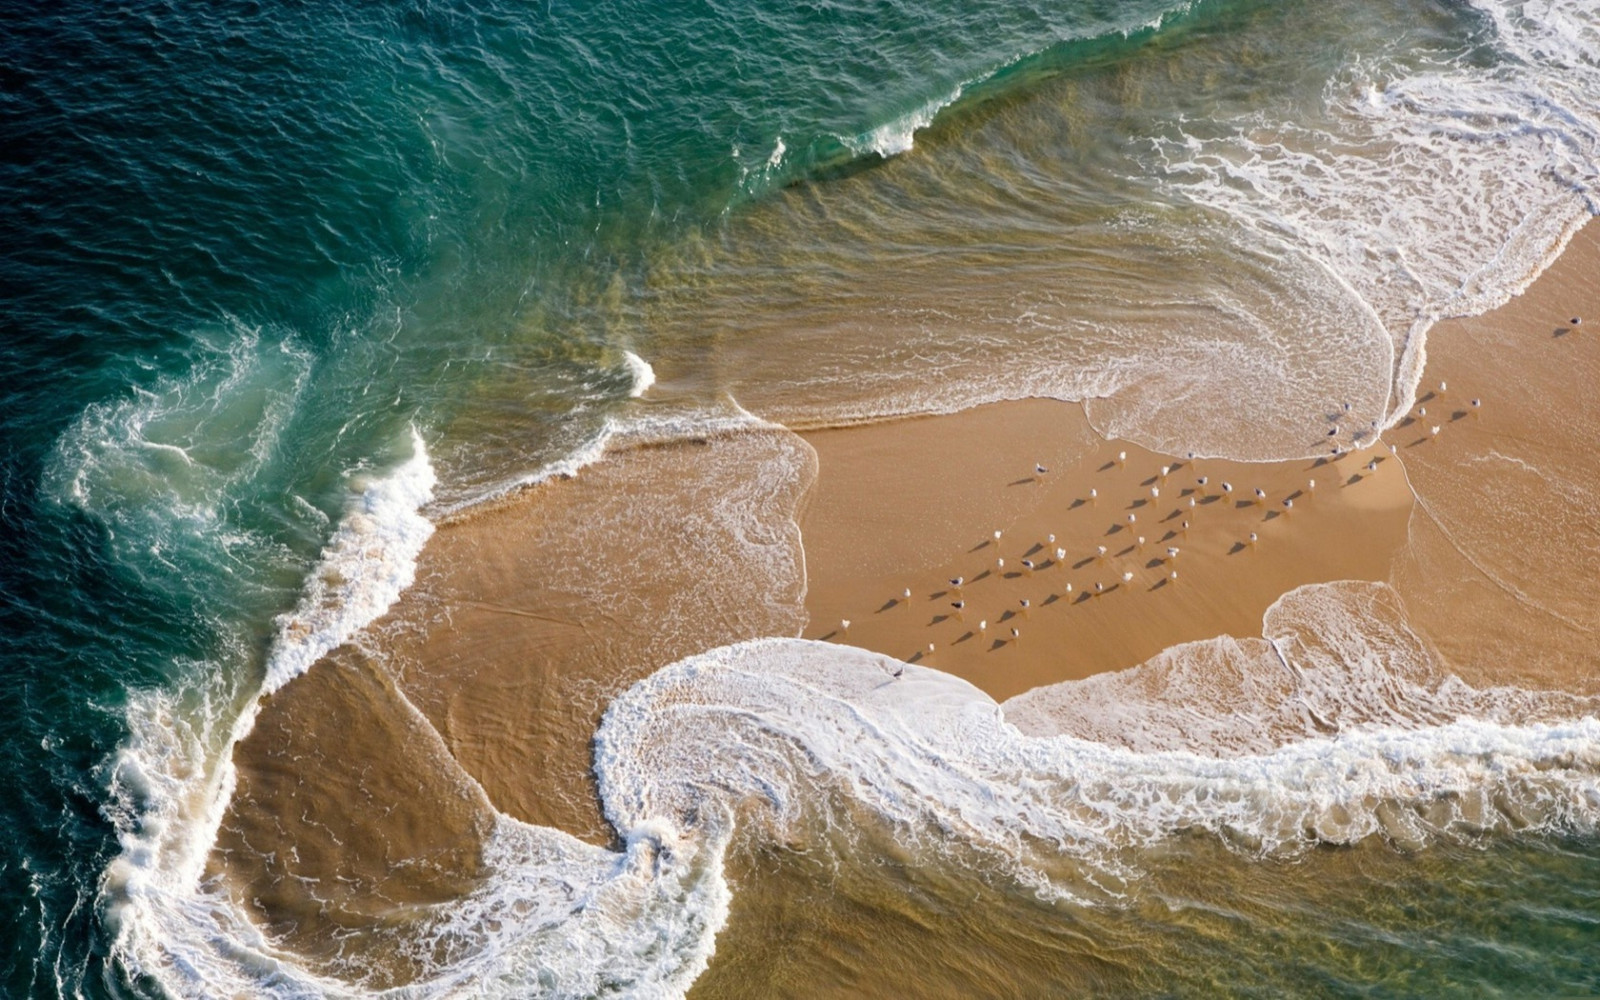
(1389, 220, 1600, 694)
(212, 222, 1600, 991)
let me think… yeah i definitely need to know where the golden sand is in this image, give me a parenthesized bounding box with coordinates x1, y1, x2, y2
(800, 399, 1413, 702)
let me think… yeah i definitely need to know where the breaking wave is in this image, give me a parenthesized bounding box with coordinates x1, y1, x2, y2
(104, 581, 1600, 997)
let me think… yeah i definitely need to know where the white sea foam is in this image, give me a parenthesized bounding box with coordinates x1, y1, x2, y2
(1005, 581, 1599, 752)
(1148, 0, 1599, 428)
(44, 324, 314, 574)
(262, 428, 436, 693)
(843, 86, 964, 158)
(622, 350, 657, 398)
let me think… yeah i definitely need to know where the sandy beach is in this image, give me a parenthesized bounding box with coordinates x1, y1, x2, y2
(800, 400, 1412, 701)
(212, 220, 1600, 991)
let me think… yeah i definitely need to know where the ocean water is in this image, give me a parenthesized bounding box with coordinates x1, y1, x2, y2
(2, 0, 1598, 995)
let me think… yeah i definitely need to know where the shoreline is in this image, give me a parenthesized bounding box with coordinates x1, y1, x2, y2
(208, 216, 1600, 989)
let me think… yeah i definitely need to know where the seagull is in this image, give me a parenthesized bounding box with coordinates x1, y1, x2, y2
(841, 619, 851, 632)
(1367, 459, 1378, 472)
(1169, 570, 1178, 584)
(1253, 487, 1266, 502)
(994, 529, 1003, 541)
(951, 600, 965, 611)
(1188, 496, 1197, 509)
(950, 576, 964, 588)
(1019, 598, 1031, 610)
(1089, 488, 1099, 502)
(1097, 545, 1108, 560)
(979, 620, 988, 633)
(1418, 406, 1427, 417)
(1055, 547, 1066, 562)
(1137, 535, 1146, 549)
(1282, 498, 1293, 511)
(1430, 424, 1441, 437)
(1572, 316, 1582, 326)
(892, 664, 905, 678)
(1047, 533, 1056, 544)
(1221, 482, 1233, 495)
(1248, 532, 1258, 546)
(1167, 546, 1180, 560)
(1127, 513, 1138, 524)
(1094, 581, 1105, 594)
(1161, 465, 1171, 479)
(1036, 463, 1049, 475)
(903, 587, 913, 600)
(1151, 486, 1161, 499)
(997, 557, 1006, 570)
(1343, 402, 1352, 412)
(1122, 571, 1134, 584)
(1118, 450, 1127, 465)
(1307, 478, 1316, 491)
(1181, 519, 1190, 534)
(1021, 558, 1036, 572)
(1010, 627, 1020, 640)
(1063, 583, 1074, 595)
(1438, 380, 1447, 394)
(1470, 398, 1481, 409)
(1197, 476, 1209, 490)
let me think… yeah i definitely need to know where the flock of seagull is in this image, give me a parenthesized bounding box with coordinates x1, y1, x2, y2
(820, 377, 1494, 674)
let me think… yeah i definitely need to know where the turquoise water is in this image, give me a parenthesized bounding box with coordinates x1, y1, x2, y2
(2, 0, 1598, 994)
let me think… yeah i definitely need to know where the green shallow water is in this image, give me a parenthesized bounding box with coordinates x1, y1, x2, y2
(2, 0, 1598, 994)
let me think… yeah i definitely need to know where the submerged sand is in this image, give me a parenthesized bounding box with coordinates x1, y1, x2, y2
(212, 221, 1600, 991)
